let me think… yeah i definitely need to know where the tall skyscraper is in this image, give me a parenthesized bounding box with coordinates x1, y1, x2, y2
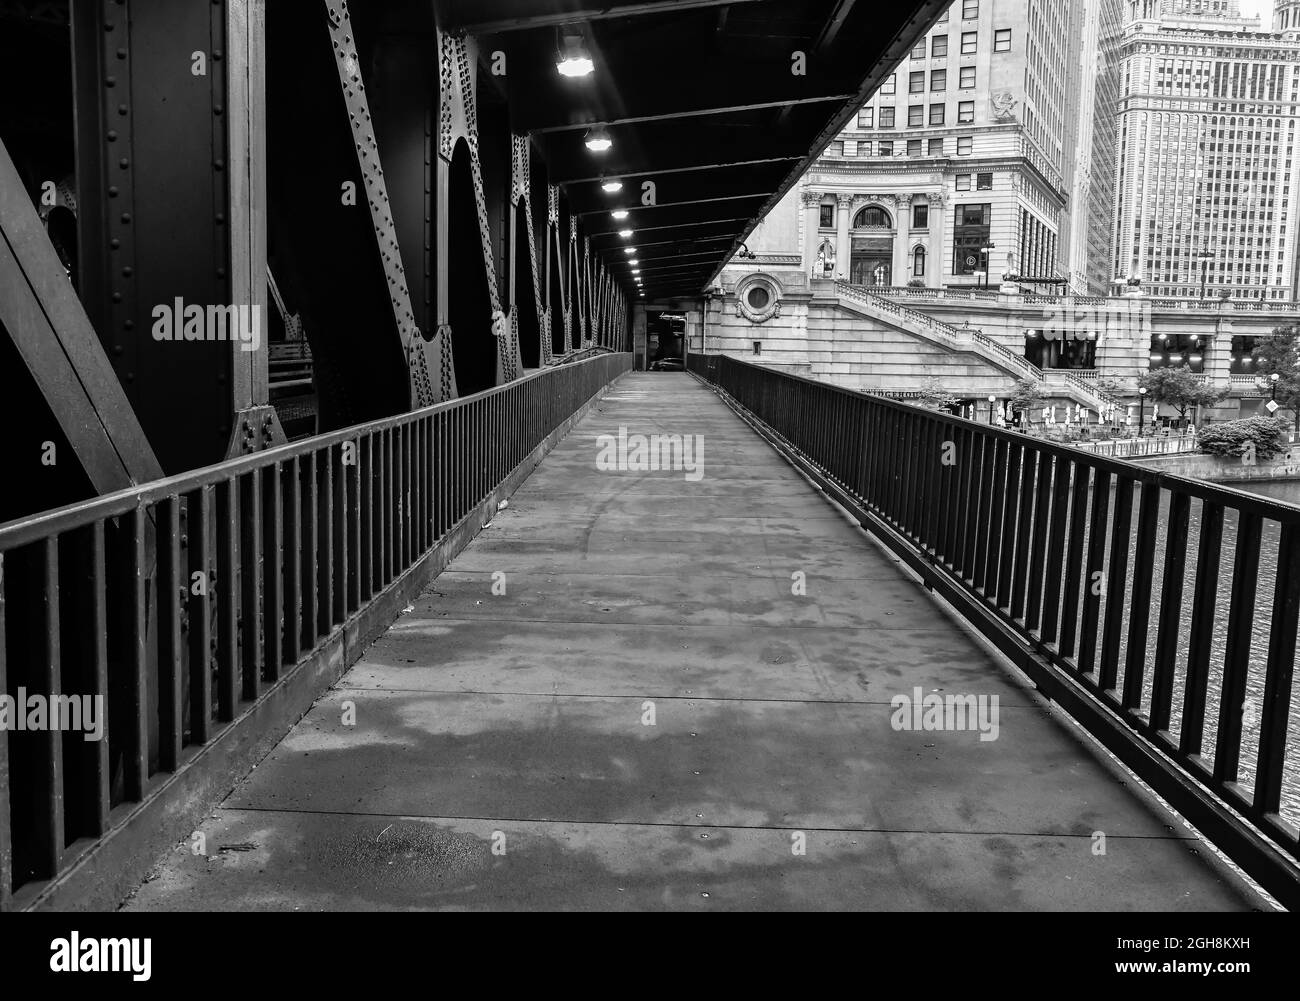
(1113, 0, 1300, 299)
(1064, 0, 1124, 294)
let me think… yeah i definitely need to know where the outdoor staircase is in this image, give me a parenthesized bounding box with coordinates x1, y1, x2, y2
(833, 281, 1114, 413)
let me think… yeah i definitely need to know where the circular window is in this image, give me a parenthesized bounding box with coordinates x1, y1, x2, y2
(736, 275, 782, 324)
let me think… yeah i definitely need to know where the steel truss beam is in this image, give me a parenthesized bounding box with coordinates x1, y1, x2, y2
(0, 136, 163, 493)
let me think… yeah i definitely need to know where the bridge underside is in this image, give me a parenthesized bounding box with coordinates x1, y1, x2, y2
(124, 375, 1253, 910)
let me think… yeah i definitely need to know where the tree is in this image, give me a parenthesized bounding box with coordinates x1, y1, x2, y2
(1252, 324, 1300, 431)
(1197, 416, 1290, 460)
(916, 377, 958, 412)
(1136, 365, 1227, 426)
(1007, 377, 1044, 425)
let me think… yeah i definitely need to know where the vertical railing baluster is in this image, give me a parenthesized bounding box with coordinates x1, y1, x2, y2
(187, 487, 213, 743)
(240, 471, 263, 703)
(318, 449, 334, 634)
(158, 498, 184, 770)
(1181, 501, 1223, 760)
(362, 435, 375, 597)
(1039, 457, 1073, 644)
(125, 507, 148, 797)
(960, 431, 985, 581)
(1149, 491, 1190, 736)
(1058, 462, 1091, 658)
(215, 480, 239, 721)
(283, 462, 302, 665)
(301, 454, 318, 650)
(1213, 511, 1261, 786)
(971, 434, 994, 595)
(995, 441, 1023, 612)
(37, 536, 65, 877)
(1121, 482, 1162, 712)
(1024, 453, 1055, 633)
(1097, 476, 1134, 695)
(982, 437, 1009, 599)
(1254, 522, 1300, 818)
(84, 524, 110, 833)
(1077, 467, 1112, 676)
(332, 444, 348, 625)
(262, 463, 284, 682)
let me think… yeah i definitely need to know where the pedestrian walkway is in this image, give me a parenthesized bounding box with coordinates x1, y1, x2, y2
(124, 373, 1255, 910)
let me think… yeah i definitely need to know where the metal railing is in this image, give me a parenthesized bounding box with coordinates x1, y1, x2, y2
(0, 352, 632, 907)
(690, 352, 1300, 907)
(1078, 436, 1200, 459)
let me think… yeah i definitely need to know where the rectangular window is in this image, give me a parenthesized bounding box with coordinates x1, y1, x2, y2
(882, 74, 896, 95)
(819, 204, 834, 228)
(753, 341, 761, 356)
(960, 66, 976, 88)
(931, 69, 947, 91)
(962, 0, 979, 17)
(961, 32, 977, 55)
(928, 137, 944, 156)
(909, 105, 924, 126)
(913, 204, 929, 228)
(911, 39, 926, 59)
(957, 135, 973, 155)
(861, 139, 873, 156)
(879, 140, 894, 156)
(828, 140, 843, 157)
(994, 28, 1011, 52)
(976, 172, 993, 190)
(907, 138, 922, 156)
(880, 107, 895, 128)
(952, 203, 992, 275)
(910, 71, 925, 93)
(958, 100, 975, 123)
(956, 173, 971, 190)
(858, 107, 874, 128)
(932, 35, 949, 57)
(930, 103, 945, 125)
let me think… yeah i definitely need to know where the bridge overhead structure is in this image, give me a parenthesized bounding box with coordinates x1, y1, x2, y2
(0, 0, 948, 908)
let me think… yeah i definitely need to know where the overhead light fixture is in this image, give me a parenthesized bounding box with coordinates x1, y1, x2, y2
(584, 126, 612, 152)
(623, 247, 635, 254)
(629, 259, 639, 265)
(557, 32, 594, 77)
(631, 268, 640, 274)
(618, 229, 633, 238)
(601, 179, 623, 193)
(610, 209, 629, 220)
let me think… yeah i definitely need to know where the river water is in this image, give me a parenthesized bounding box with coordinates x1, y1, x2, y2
(1081, 475, 1300, 831)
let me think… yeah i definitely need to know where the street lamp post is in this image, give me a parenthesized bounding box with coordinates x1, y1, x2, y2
(1271, 372, 1279, 401)
(1196, 249, 1214, 299)
(987, 394, 997, 426)
(1138, 386, 1147, 436)
(981, 242, 997, 290)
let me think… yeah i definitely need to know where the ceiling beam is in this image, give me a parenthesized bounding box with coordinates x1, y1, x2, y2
(438, 0, 771, 34)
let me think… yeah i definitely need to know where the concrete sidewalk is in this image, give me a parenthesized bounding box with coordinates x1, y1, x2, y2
(124, 373, 1256, 911)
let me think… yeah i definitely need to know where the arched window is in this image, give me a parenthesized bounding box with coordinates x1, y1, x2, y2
(913, 246, 926, 277)
(853, 205, 893, 228)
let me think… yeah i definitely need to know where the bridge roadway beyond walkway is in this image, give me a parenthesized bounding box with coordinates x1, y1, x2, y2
(125, 374, 1255, 911)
